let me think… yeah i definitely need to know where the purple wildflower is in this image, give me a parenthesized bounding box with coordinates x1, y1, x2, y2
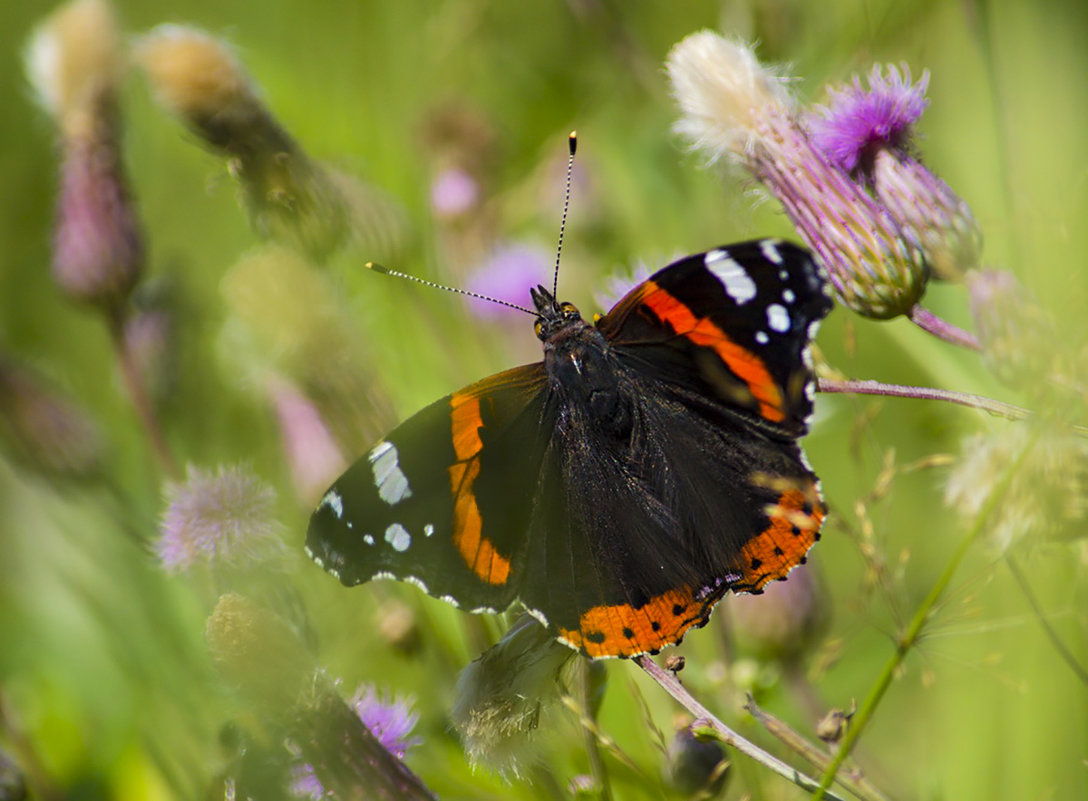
(158, 464, 284, 571)
(809, 65, 928, 174)
(290, 684, 421, 799)
(349, 685, 422, 758)
(465, 243, 549, 320)
(810, 65, 982, 280)
(430, 167, 480, 218)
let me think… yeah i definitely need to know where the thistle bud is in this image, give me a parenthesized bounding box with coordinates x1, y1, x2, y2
(966, 269, 1056, 388)
(810, 65, 982, 281)
(666, 31, 928, 319)
(0, 356, 102, 478)
(451, 614, 576, 775)
(136, 26, 348, 261)
(666, 722, 730, 798)
(727, 563, 827, 665)
(26, 0, 143, 311)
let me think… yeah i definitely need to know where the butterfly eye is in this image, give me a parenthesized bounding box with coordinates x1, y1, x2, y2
(534, 318, 544, 338)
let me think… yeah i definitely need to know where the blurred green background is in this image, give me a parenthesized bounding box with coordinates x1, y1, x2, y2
(2, 0, 1087, 799)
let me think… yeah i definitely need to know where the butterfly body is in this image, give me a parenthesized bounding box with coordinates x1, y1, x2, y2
(307, 239, 831, 658)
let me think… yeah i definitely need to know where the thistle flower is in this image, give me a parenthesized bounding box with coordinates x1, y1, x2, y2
(945, 426, 1088, 553)
(810, 65, 981, 280)
(451, 613, 576, 774)
(666, 32, 928, 319)
(136, 26, 348, 261)
(0, 356, 102, 478)
(206, 593, 314, 714)
(464, 243, 550, 320)
(666, 722, 730, 798)
(291, 685, 422, 799)
(26, 0, 143, 311)
(158, 464, 285, 572)
(267, 376, 346, 504)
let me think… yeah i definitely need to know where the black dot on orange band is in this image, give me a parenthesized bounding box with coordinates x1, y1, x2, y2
(651, 621, 661, 632)
(622, 627, 635, 639)
(750, 557, 763, 569)
(672, 604, 686, 616)
(773, 546, 784, 556)
(586, 631, 606, 644)
(791, 526, 802, 536)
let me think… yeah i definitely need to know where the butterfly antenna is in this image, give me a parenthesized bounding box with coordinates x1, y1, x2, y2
(364, 262, 537, 315)
(551, 131, 577, 300)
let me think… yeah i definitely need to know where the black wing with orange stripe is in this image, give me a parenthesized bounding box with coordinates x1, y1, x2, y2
(306, 363, 550, 612)
(598, 239, 829, 436)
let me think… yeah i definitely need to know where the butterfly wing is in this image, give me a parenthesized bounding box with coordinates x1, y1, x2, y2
(306, 363, 550, 613)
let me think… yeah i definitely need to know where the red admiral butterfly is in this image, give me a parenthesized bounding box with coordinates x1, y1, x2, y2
(307, 238, 831, 658)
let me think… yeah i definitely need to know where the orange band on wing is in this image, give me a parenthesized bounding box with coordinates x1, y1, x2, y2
(640, 282, 784, 422)
(448, 392, 511, 585)
(558, 585, 721, 659)
(737, 488, 824, 591)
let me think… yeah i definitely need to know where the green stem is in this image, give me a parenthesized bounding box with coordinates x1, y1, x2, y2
(811, 432, 1039, 798)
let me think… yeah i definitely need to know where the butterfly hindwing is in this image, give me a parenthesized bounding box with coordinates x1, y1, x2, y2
(306, 364, 549, 612)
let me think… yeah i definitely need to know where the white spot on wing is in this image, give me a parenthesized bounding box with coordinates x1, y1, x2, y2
(384, 523, 411, 552)
(320, 489, 343, 519)
(405, 576, 430, 593)
(782, 288, 796, 303)
(767, 303, 790, 333)
(706, 251, 757, 305)
(760, 239, 784, 265)
(439, 595, 461, 608)
(363, 534, 375, 546)
(755, 331, 769, 345)
(370, 441, 412, 506)
(424, 524, 435, 537)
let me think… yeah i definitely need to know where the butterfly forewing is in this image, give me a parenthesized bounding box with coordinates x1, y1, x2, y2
(307, 364, 548, 612)
(598, 239, 830, 436)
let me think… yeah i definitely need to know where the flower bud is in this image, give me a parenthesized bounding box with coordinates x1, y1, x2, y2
(666, 722, 730, 798)
(0, 356, 102, 478)
(451, 614, 576, 775)
(27, 0, 143, 310)
(727, 563, 827, 664)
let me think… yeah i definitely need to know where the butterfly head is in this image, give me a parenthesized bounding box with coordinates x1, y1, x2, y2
(531, 285, 582, 341)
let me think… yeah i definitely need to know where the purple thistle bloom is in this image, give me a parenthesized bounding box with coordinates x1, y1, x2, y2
(811, 64, 982, 280)
(349, 685, 422, 758)
(290, 684, 421, 799)
(809, 64, 929, 175)
(465, 243, 549, 319)
(158, 464, 284, 571)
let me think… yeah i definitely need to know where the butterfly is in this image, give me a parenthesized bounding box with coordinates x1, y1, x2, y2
(307, 239, 831, 658)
